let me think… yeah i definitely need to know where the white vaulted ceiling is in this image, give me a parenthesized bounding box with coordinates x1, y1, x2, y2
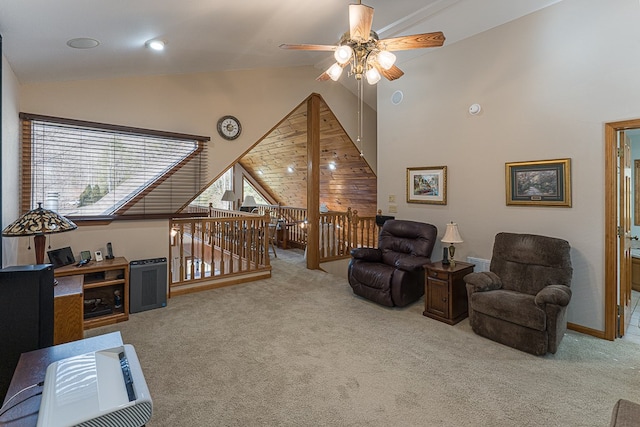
(0, 0, 562, 85)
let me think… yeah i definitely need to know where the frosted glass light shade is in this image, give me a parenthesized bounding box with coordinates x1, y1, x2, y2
(376, 50, 396, 70)
(365, 67, 381, 85)
(334, 45, 353, 65)
(327, 63, 343, 81)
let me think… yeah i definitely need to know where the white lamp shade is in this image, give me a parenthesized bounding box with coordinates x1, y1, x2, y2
(441, 222, 463, 244)
(327, 63, 344, 81)
(242, 195, 257, 206)
(376, 50, 396, 70)
(365, 67, 381, 85)
(221, 190, 235, 202)
(334, 45, 353, 65)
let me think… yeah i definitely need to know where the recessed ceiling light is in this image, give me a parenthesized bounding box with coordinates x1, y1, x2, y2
(328, 162, 336, 170)
(66, 38, 100, 49)
(146, 39, 165, 51)
(287, 166, 294, 173)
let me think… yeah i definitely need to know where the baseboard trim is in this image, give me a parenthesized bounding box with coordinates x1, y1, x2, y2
(170, 271, 271, 297)
(567, 322, 609, 340)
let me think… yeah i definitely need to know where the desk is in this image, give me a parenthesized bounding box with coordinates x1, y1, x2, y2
(53, 275, 84, 345)
(0, 332, 123, 426)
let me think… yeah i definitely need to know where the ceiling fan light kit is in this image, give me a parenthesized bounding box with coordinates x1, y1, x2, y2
(280, 1, 445, 147)
(280, 1, 445, 85)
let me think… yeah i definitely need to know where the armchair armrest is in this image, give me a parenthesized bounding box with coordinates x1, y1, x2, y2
(463, 271, 502, 292)
(350, 247, 382, 262)
(395, 256, 431, 272)
(534, 285, 571, 307)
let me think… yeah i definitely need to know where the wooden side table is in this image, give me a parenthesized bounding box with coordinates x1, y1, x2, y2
(423, 261, 474, 325)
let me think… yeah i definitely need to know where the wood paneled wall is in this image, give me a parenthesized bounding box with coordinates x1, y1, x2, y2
(239, 95, 377, 216)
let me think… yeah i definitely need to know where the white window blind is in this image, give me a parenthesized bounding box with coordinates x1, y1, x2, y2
(20, 113, 209, 219)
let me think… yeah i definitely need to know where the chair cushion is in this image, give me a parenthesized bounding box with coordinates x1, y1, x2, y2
(350, 262, 394, 291)
(610, 399, 640, 427)
(470, 289, 546, 331)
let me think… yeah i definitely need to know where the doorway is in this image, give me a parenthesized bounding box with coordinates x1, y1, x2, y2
(604, 119, 640, 340)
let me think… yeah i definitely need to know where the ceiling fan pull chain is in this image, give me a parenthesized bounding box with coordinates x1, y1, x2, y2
(357, 77, 364, 157)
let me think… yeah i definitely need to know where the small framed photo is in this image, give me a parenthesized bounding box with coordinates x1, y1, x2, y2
(406, 166, 447, 205)
(505, 158, 571, 207)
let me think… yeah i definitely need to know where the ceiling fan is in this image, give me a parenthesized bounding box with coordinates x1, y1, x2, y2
(279, 1, 446, 85)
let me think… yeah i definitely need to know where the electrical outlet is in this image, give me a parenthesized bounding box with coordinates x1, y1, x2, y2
(388, 194, 396, 203)
(388, 205, 398, 213)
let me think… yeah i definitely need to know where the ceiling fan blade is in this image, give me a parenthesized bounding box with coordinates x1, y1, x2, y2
(377, 64, 404, 81)
(379, 31, 446, 51)
(279, 43, 337, 51)
(349, 4, 374, 43)
(316, 72, 331, 82)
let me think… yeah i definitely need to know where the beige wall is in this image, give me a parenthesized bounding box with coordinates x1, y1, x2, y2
(13, 65, 376, 266)
(377, 0, 640, 331)
(15, 220, 170, 266)
(2, 55, 20, 267)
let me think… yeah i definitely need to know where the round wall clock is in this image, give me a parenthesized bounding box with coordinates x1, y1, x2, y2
(217, 115, 242, 140)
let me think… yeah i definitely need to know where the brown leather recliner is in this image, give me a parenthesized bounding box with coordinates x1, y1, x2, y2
(348, 220, 437, 307)
(463, 232, 573, 355)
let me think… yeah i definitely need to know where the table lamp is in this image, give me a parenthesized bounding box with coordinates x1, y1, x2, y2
(2, 202, 78, 264)
(221, 190, 236, 210)
(441, 222, 463, 267)
(242, 196, 256, 207)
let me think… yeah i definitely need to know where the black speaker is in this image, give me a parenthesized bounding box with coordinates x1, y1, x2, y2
(0, 265, 54, 400)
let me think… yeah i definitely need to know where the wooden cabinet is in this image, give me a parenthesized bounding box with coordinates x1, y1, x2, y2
(54, 257, 129, 329)
(53, 275, 84, 344)
(424, 261, 474, 325)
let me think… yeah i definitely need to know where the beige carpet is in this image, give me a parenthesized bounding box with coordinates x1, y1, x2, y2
(87, 249, 639, 426)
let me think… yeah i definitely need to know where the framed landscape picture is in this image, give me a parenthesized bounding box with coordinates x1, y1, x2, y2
(505, 158, 571, 207)
(406, 166, 447, 205)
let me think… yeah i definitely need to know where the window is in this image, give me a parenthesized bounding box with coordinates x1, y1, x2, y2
(243, 178, 269, 205)
(20, 113, 209, 220)
(190, 167, 233, 210)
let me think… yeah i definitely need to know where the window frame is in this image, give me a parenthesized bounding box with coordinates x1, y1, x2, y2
(20, 112, 211, 223)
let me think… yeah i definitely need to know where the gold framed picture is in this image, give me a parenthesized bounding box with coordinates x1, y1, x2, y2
(406, 166, 447, 205)
(505, 158, 571, 207)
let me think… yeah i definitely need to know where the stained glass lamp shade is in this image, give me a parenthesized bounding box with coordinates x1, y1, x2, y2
(2, 203, 78, 264)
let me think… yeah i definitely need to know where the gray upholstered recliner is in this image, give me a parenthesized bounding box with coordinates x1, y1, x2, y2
(463, 232, 572, 355)
(348, 219, 437, 307)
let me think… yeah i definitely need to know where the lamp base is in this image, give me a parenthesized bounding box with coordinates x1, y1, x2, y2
(449, 244, 456, 268)
(34, 234, 46, 264)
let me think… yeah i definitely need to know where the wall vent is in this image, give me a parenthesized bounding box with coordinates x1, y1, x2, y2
(466, 257, 491, 272)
